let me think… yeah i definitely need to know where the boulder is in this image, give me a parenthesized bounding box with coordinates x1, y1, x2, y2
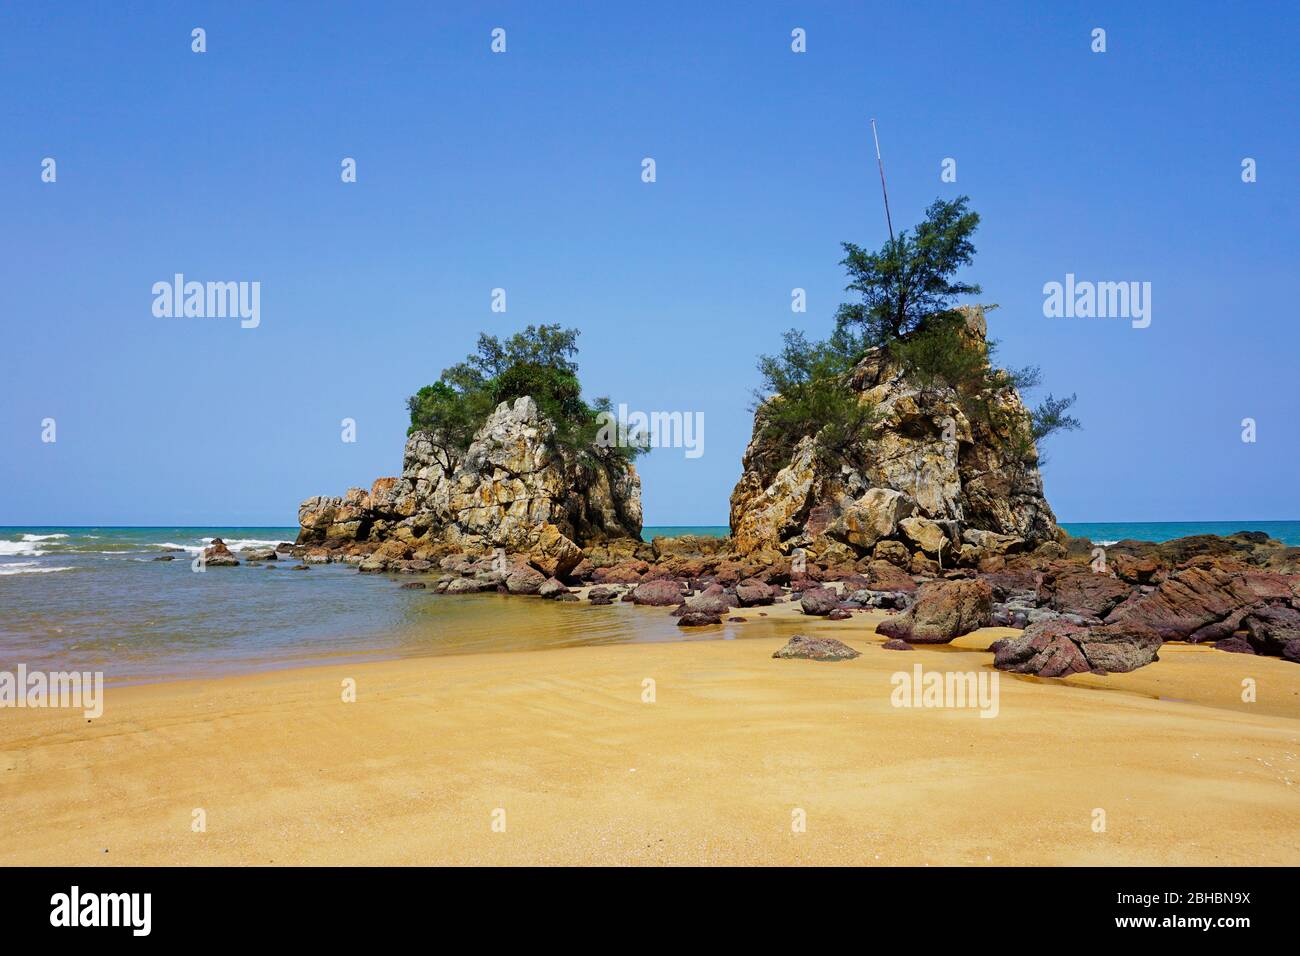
(201, 539, 239, 567)
(445, 577, 490, 594)
(881, 639, 914, 651)
(630, 579, 686, 606)
(240, 547, 277, 561)
(684, 593, 731, 617)
(505, 564, 547, 595)
(677, 610, 722, 627)
(825, 488, 914, 551)
(872, 539, 912, 568)
(1076, 620, 1163, 673)
(588, 586, 619, 605)
(876, 578, 992, 644)
(772, 635, 861, 661)
(1215, 636, 1255, 655)
(991, 621, 1093, 677)
(864, 559, 917, 593)
(537, 577, 567, 598)
(799, 587, 841, 616)
(992, 618, 1162, 676)
(1104, 561, 1295, 641)
(735, 583, 775, 606)
(899, 516, 955, 563)
(1040, 564, 1132, 619)
(1243, 605, 1300, 656)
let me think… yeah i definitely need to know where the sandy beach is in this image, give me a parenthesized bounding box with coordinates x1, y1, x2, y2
(2, 606, 1297, 867)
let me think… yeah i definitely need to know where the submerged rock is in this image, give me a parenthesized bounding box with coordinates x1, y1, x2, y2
(677, 610, 722, 627)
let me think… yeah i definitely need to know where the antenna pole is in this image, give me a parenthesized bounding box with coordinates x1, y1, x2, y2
(870, 118, 895, 244)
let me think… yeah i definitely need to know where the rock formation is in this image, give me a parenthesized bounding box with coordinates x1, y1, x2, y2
(729, 306, 1060, 568)
(297, 396, 642, 576)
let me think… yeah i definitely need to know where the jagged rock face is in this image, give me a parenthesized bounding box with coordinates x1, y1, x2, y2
(729, 307, 1059, 563)
(297, 397, 641, 573)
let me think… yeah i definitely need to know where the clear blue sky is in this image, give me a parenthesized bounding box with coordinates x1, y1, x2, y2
(2, 1, 1296, 526)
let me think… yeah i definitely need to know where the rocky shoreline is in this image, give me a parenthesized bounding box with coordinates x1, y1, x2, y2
(260, 307, 1300, 674)
(204, 527, 1300, 673)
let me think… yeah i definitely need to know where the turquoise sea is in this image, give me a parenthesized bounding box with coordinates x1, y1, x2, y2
(2, 521, 1296, 683)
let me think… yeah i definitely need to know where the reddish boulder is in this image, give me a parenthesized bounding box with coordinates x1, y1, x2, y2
(992, 618, 1161, 675)
(1040, 564, 1133, 619)
(677, 609, 722, 627)
(630, 579, 687, 606)
(991, 621, 1093, 677)
(876, 578, 992, 644)
(1244, 605, 1300, 655)
(1104, 561, 1295, 641)
(864, 559, 918, 593)
(800, 587, 841, 616)
(735, 583, 775, 607)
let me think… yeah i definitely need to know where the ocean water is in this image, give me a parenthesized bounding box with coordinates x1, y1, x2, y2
(0, 527, 751, 685)
(3, 522, 1296, 683)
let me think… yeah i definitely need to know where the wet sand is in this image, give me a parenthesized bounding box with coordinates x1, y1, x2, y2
(1, 609, 1297, 866)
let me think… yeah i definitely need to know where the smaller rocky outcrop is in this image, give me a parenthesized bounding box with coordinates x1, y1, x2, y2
(1104, 560, 1294, 641)
(991, 619, 1161, 676)
(202, 539, 239, 567)
(772, 635, 861, 661)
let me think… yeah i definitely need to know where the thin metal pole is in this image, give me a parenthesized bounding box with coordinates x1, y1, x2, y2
(870, 118, 895, 244)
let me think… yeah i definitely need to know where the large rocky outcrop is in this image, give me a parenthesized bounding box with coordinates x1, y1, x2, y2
(297, 397, 642, 576)
(729, 306, 1059, 567)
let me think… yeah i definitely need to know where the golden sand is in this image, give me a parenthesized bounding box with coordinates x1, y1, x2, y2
(1, 608, 1297, 866)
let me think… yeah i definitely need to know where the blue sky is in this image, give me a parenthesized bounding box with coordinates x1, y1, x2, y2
(2, 1, 1296, 526)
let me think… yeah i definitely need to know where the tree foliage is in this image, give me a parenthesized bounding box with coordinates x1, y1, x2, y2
(406, 324, 644, 465)
(754, 197, 1079, 469)
(834, 196, 982, 349)
(753, 330, 876, 467)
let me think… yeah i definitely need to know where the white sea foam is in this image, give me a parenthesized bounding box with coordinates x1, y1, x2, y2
(153, 542, 204, 553)
(200, 537, 284, 550)
(1096, 539, 1119, 546)
(20, 533, 69, 542)
(0, 540, 45, 556)
(0, 562, 73, 575)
